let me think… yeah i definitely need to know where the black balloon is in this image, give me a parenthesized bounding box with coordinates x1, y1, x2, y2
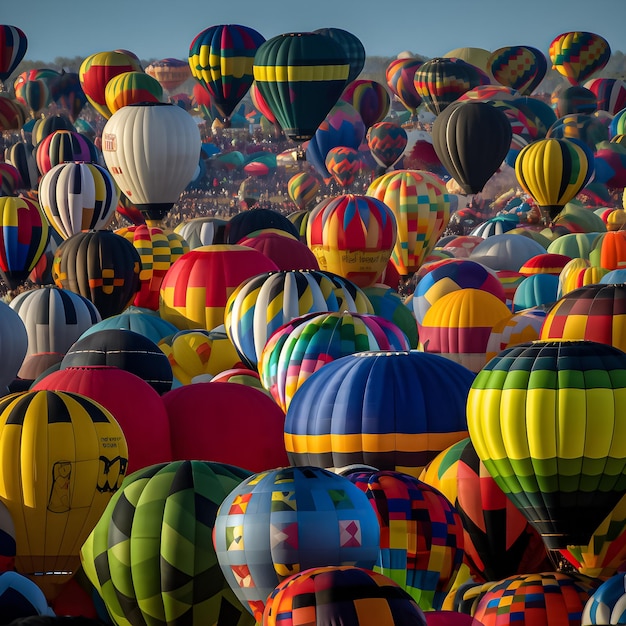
(432, 100, 512, 195)
(224, 207, 300, 244)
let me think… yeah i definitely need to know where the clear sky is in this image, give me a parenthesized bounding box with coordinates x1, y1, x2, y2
(3, 0, 625, 64)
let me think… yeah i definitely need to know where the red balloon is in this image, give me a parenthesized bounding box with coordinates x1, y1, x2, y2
(162, 382, 289, 472)
(32, 365, 173, 474)
(238, 231, 319, 271)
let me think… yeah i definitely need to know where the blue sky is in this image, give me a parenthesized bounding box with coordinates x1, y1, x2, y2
(4, 0, 625, 63)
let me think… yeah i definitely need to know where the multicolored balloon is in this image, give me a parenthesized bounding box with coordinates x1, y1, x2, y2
(367, 122, 408, 171)
(259, 311, 410, 412)
(115, 224, 189, 310)
(14, 78, 50, 115)
(78, 50, 143, 119)
(285, 350, 474, 476)
(549, 31, 611, 85)
(341, 79, 390, 128)
(0, 196, 49, 291)
(145, 57, 191, 92)
(287, 171, 320, 211)
(35, 130, 99, 176)
(38, 162, 118, 240)
(0, 26, 27, 83)
(488, 46, 548, 95)
(385, 57, 423, 118)
(346, 470, 465, 611)
(515, 138, 594, 221)
(324, 146, 362, 189)
(52, 230, 141, 319)
(467, 340, 626, 563)
(189, 24, 265, 120)
(307, 193, 397, 287)
(104, 70, 163, 114)
(414, 57, 491, 116)
(253, 32, 350, 141)
(213, 466, 381, 622)
(366, 170, 451, 276)
(48, 72, 88, 123)
(263, 566, 427, 626)
(81, 461, 254, 626)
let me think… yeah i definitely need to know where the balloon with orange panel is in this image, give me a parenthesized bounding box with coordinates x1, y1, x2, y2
(485, 307, 547, 362)
(418, 288, 512, 373)
(540, 283, 626, 353)
(589, 230, 626, 270)
(367, 170, 451, 276)
(159, 245, 279, 332)
(307, 194, 397, 288)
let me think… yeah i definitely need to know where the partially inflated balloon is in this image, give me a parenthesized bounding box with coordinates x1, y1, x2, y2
(515, 138, 594, 221)
(253, 32, 350, 141)
(432, 100, 512, 195)
(489, 46, 547, 95)
(549, 31, 611, 85)
(189, 24, 265, 120)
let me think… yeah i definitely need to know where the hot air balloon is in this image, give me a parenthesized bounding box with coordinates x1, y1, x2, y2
(0, 26, 27, 84)
(48, 71, 87, 123)
(9, 286, 101, 358)
(238, 231, 319, 272)
(115, 224, 189, 310)
(312, 27, 365, 84)
(14, 78, 50, 116)
(367, 122, 408, 173)
(0, 93, 28, 131)
(583, 573, 626, 624)
(264, 566, 427, 626)
(414, 57, 491, 117)
(345, 470, 465, 611)
(0, 196, 49, 291)
(78, 50, 143, 119)
(81, 461, 254, 626)
(515, 138, 594, 221)
(61, 328, 173, 395)
(307, 193, 397, 287)
(287, 171, 321, 212)
(258, 311, 410, 413)
(224, 269, 373, 369)
(145, 57, 192, 93)
(554, 85, 598, 118)
(213, 466, 381, 622)
(285, 350, 474, 477)
(174, 216, 227, 248)
(224, 207, 300, 243)
(0, 162, 22, 195)
(38, 162, 118, 240)
(0, 389, 128, 598)
(385, 57, 424, 118)
(488, 46, 548, 95)
(432, 100, 512, 195)
(366, 170, 451, 276)
(549, 31, 611, 85)
(189, 24, 265, 122)
(101, 102, 201, 225)
(103, 70, 163, 114)
(31, 114, 75, 147)
(35, 130, 99, 176)
(341, 79, 391, 129)
(159, 245, 279, 332)
(253, 32, 350, 141)
(324, 147, 362, 189)
(306, 100, 366, 181)
(5, 141, 38, 190)
(52, 230, 141, 319)
(466, 340, 626, 568)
